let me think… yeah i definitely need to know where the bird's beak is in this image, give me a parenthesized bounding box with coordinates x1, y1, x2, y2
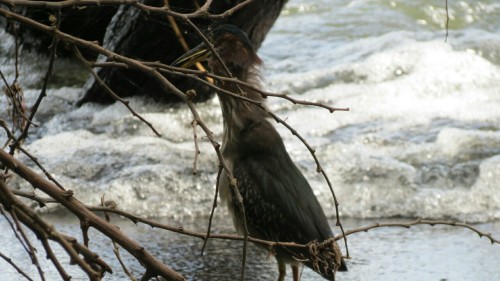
(171, 43, 209, 68)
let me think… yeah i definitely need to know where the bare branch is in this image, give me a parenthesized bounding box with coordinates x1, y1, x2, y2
(0, 179, 105, 280)
(0, 149, 185, 280)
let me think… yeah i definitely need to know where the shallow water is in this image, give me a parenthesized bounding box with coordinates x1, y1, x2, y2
(1, 0, 500, 280)
(1, 216, 499, 280)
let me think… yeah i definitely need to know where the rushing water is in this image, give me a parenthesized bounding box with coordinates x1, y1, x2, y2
(1, 0, 500, 280)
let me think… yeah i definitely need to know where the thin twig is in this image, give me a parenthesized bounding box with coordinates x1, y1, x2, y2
(0, 120, 66, 190)
(81, 219, 90, 247)
(9, 210, 47, 281)
(151, 63, 349, 112)
(0, 118, 15, 148)
(183, 17, 247, 98)
(0, 0, 256, 20)
(184, 98, 249, 281)
(0, 70, 36, 129)
(94, 60, 349, 113)
(445, 0, 449, 42)
(8, 8, 60, 156)
(183, 18, 232, 79)
(86, 205, 308, 249)
(335, 219, 500, 245)
(191, 119, 200, 175)
(85, 204, 500, 250)
(73, 46, 162, 137)
(39, 238, 72, 281)
(0, 250, 34, 281)
(164, 0, 211, 77)
(16, 146, 66, 190)
(0, 207, 30, 257)
(12, 190, 58, 207)
(101, 195, 136, 281)
(201, 164, 223, 256)
(113, 243, 137, 281)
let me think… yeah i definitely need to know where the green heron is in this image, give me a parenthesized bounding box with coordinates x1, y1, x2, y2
(173, 25, 347, 280)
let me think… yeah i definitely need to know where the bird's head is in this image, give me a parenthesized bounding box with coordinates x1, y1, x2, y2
(173, 25, 267, 137)
(172, 25, 262, 77)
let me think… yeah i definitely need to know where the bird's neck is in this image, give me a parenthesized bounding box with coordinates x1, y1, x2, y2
(218, 91, 266, 150)
(216, 77, 267, 155)
(211, 63, 268, 154)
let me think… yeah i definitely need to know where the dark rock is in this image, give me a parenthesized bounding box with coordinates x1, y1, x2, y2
(7, 0, 288, 104)
(9, 5, 117, 59)
(78, 0, 288, 105)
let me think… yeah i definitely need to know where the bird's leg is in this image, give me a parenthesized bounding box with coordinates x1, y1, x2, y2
(277, 259, 286, 281)
(292, 262, 302, 281)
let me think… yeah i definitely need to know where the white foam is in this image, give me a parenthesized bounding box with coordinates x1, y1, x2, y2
(2, 7, 500, 222)
(264, 33, 500, 222)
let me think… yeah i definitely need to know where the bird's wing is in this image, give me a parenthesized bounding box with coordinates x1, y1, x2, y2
(232, 151, 333, 244)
